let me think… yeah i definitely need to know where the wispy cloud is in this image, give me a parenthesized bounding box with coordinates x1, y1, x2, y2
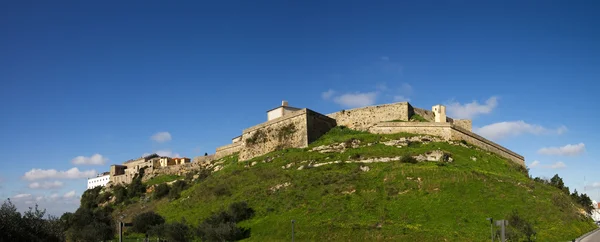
(321, 89, 336, 100)
(324, 82, 413, 108)
(538, 143, 585, 156)
(71, 154, 108, 165)
(446, 96, 498, 119)
(475, 121, 567, 141)
(528, 160, 566, 169)
(586, 182, 600, 190)
(10, 191, 80, 216)
(63, 190, 76, 198)
(529, 160, 541, 168)
(151, 132, 172, 143)
(13, 193, 32, 199)
(23, 168, 97, 181)
(28, 181, 64, 189)
(333, 92, 378, 108)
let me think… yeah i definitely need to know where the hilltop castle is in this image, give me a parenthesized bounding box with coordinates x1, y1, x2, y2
(213, 101, 524, 166)
(87, 101, 524, 189)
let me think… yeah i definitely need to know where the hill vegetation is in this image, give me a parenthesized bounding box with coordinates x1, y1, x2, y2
(5, 126, 596, 241)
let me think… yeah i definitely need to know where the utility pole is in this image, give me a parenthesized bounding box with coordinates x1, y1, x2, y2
(486, 218, 494, 242)
(119, 221, 123, 242)
(495, 220, 508, 242)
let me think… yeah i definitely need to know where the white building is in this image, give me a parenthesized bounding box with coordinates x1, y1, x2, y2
(266, 100, 301, 121)
(87, 172, 110, 189)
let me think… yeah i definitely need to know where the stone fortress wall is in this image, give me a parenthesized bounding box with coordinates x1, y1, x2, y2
(212, 100, 523, 167)
(235, 109, 336, 161)
(327, 102, 411, 131)
(370, 122, 524, 166)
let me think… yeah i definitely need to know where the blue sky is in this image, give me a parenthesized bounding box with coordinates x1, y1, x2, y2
(1, 1, 599, 216)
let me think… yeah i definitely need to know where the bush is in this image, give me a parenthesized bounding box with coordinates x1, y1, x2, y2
(149, 221, 191, 242)
(212, 183, 231, 197)
(196, 201, 254, 241)
(153, 184, 170, 200)
(113, 185, 127, 204)
(502, 210, 536, 242)
(167, 180, 188, 200)
(400, 155, 418, 164)
(131, 211, 165, 234)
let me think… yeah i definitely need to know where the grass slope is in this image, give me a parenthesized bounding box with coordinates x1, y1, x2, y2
(121, 127, 595, 241)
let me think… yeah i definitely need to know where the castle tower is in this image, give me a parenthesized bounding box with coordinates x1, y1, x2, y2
(432, 105, 446, 123)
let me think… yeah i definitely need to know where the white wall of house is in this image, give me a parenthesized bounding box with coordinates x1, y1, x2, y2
(87, 175, 111, 189)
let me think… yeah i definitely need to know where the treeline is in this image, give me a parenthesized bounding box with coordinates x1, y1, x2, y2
(533, 174, 595, 214)
(0, 201, 65, 241)
(127, 201, 254, 241)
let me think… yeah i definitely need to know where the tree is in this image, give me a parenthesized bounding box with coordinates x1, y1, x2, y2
(150, 220, 192, 242)
(549, 174, 569, 194)
(153, 183, 170, 199)
(196, 201, 254, 241)
(131, 211, 165, 234)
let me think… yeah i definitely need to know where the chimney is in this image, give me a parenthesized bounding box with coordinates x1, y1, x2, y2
(282, 100, 288, 107)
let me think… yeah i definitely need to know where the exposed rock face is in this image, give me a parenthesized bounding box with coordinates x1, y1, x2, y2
(310, 139, 361, 153)
(269, 182, 291, 192)
(414, 150, 445, 162)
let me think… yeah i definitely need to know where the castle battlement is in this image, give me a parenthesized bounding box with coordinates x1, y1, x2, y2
(213, 101, 524, 167)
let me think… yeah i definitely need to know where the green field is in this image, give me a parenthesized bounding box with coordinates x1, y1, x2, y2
(115, 127, 595, 241)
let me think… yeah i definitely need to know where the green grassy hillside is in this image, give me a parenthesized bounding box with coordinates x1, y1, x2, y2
(114, 127, 596, 241)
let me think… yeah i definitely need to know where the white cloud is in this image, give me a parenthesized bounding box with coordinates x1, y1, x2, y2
(446, 96, 498, 119)
(528, 160, 566, 169)
(28, 181, 64, 189)
(333, 92, 378, 108)
(529, 160, 540, 168)
(71, 153, 108, 165)
(587, 182, 600, 190)
(537, 143, 585, 156)
(9, 192, 80, 217)
(474, 121, 566, 141)
(13, 193, 32, 199)
(321, 89, 336, 100)
(375, 83, 388, 91)
(549, 162, 566, 169)
(393, 95, 410, 102)
(23, 167, 97, 181)
(151, 132, 172, 143)
(63, 190, 76, 198)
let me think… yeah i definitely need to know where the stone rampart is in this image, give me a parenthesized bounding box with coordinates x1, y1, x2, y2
(306, 109, 337, 143)
(411, 107, 435, 122)
(327, 102, 410, 131)
(370, 122, 453, 139)
(370, 122, 525, 167)
(453, 119, 472, 132)
(214, 142, 242, 159)
(450, 126, 524, 166)
(239, 109, 310, 161)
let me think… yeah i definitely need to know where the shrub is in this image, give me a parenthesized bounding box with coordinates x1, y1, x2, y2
(400, 155, 418, 164)
(196, 202, 254, 241)
(168, 180, 188, 200)
(150, 220, 191, 242)
(113, 185, 127, 204)
(502, 210, 536, 242)
(153, 184, 170, 200)
(212, 183, 231, 197)
(131, 211, 165, 234)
